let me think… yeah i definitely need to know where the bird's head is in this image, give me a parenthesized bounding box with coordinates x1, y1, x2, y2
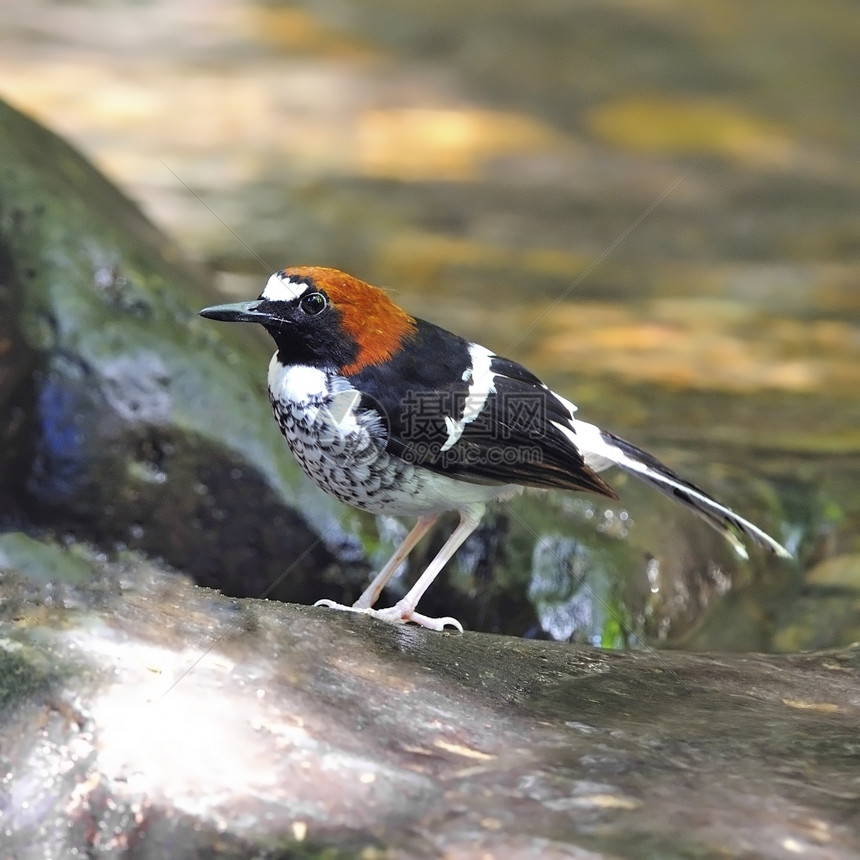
(199, 266, 416, 374)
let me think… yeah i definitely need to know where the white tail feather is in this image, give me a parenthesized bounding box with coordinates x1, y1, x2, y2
(554, 419, 791, 559)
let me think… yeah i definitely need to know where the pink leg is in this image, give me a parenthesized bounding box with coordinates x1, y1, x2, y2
(352, 514, 438, 609)
(370, 505, 485, 631)
(315, 505, 485, 632)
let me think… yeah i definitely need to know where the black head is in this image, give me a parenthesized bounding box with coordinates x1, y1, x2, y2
(199, 268, 359, 370)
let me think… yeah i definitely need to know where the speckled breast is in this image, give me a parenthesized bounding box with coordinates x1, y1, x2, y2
(268, 387, 422, 514)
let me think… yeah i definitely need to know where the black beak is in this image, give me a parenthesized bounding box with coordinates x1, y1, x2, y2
(198, 300, 276, 324)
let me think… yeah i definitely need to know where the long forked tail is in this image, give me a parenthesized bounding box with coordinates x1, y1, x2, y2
(572, 421, 792, 560)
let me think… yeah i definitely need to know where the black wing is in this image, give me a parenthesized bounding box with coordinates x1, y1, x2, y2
(347, 319, 615, 498)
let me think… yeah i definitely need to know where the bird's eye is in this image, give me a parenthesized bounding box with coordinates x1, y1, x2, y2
(299, 292, 327, 316)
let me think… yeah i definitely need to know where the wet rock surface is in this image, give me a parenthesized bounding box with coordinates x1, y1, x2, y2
(1, 556, 858, 858)
(0, 230, 36, 503)
(0, 97, 364, 606)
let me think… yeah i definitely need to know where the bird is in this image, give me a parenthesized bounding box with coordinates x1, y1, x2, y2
(199, 266, 790, 632)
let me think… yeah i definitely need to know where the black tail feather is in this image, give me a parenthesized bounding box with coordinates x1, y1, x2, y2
(598, 430, 791, 559)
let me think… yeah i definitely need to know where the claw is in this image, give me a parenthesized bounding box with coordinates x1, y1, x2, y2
(372, 604, 464, 632)
(313, 598, 355, 611)
(314, 598, 463, 632)
(413, 613, 463, 633)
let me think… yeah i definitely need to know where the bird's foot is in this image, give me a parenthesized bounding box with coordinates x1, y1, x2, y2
(314, 598, 463, 632)
(371, 603, 464, 632)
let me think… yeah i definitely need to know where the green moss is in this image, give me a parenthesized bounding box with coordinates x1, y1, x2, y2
(0, 533, 94, 585)
(0, 638, 61, 711)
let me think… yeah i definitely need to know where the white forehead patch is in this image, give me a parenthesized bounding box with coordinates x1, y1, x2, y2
(261, 272, 310, 302)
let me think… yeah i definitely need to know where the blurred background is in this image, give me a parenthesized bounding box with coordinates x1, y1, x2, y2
(2, 0, 858, 650)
